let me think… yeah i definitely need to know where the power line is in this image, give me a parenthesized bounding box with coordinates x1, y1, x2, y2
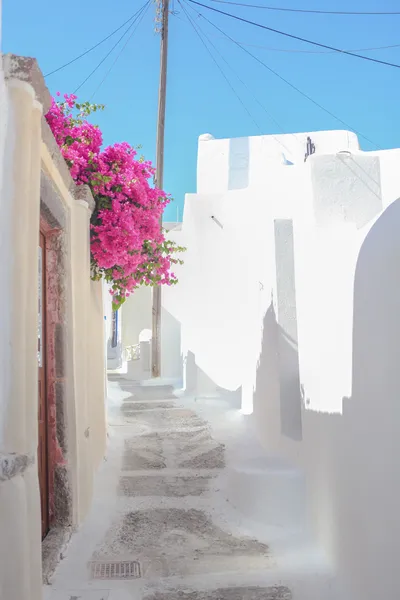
(184, 4, 385, 211)
(74, 2, 150, 94)
(187, 0, 400, 69)
(226, 42, 400, 55)
(45, 5, 149, 78)
(187, 4, 381, 149)
(90, 2, 151, 101)
(178, 0, 267, 136)
(183, 2, 299, 153)
(207, 0, 400, 16)
(173, 15, 400, 53)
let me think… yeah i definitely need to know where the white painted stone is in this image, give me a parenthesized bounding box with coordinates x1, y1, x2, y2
(47, 591, 110, 600)
(119, 128, 400, 600)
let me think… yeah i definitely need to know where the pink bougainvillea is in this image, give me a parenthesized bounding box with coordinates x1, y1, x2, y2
(46, 94, 184, 309)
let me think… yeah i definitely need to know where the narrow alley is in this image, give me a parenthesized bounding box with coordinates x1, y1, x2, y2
(3, 4, 400, 598)
(44, 379, 338, 600)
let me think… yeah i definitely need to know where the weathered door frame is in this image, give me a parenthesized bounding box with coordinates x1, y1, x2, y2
(38, 230, 49, 539)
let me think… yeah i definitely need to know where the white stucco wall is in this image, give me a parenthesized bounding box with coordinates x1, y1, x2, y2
(161, 228, 185, 384)
(0, 9, 12, 449)
(0, 55, 107, 600)
(158, 129, 400, 600)
(117, 128, 400, 597)
(197, 130, 359, 195)
(118, 222, 184, 382)
(122, 285, 152, 351)
(286, 153, 400, 600)
(0, 75, 43, 600)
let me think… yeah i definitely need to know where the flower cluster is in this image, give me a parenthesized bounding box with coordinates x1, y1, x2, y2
(46, 94, 184, 309)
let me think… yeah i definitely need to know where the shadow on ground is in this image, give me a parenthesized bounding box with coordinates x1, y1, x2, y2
(143, 587, 292, 600)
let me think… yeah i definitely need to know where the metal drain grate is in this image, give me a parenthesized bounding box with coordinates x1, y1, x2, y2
(90, 560, 141, 580)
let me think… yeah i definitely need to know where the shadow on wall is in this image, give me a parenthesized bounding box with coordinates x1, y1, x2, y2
(274, 219, 303, 442)
(252, 303, 303, 447)
(278, 325, 302, 441)
(302, 198, 400, 600)
(249, 200, 400, 598)
(185, 350, 242, 409)
(252, 304, 279, 443)
(129, 305, 242, 408)
(228, 137, 249, 190)
(161, 308, 183, 382)
(252, 218, 303, 444)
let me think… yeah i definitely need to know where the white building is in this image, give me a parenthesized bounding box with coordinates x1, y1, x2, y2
(122, 128, 400, 600)
(0, 54, 107, 599)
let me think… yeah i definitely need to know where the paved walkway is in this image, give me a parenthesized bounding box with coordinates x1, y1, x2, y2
(44, 379, 339, 600)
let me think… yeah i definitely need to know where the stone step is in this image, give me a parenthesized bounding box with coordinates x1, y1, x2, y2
(224, 465, 306, 530)
(143, 586, 292, 600)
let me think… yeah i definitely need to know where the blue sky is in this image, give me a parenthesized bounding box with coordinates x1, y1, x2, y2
(3, 0, 400, 220)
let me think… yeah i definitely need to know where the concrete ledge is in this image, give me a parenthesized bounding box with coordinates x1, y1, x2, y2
(3, 54, 52, 113)
(74, 183, 96, 213)
(224, 465, 306, 530)
(0, 452, 35, 481)
(3, 54, 95, 212)
(41, 118, 96, 213)
(41, 169, 67, 229)
(3, 55, 95, 211)
(42, 526, 72, 584)
(41, 117, 74, 191)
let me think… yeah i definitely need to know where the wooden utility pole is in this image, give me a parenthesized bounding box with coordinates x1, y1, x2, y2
(152, 0, 170, 377)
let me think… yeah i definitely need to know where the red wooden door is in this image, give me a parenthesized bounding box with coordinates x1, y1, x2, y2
(38, 232, 49, 539)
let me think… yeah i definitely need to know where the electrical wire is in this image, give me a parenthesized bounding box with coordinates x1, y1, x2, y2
(187, 0, 400, 69)
(90, 2, 151, 100)
(183, 2, 300, 153)
(178, 0, 264, 135)
(224, 41, 400, 54)
(173, 15, 400, 54)
(74, 1, 150, 94)
(183, 3, 385, 208)
(187, 4, 382, 148)
(207, 0, 400, 16)
(45, 5, 149, 78)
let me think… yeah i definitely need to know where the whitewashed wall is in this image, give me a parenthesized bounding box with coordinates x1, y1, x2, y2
(289, 150, 400, 600)
(0, 68, 43, 600)
(0, 55, 107, 600)
(119, 224, 184, 382)
(161, 229, 184, 383)
(0, 0, 12, 451)
(197, 130, 359, 195)
(165, 131, 356, 401)
(122, 285, 152, 352)
(159, 130, 400, 600)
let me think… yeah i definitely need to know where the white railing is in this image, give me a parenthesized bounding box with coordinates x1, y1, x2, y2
(124, 343, 141, 362)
